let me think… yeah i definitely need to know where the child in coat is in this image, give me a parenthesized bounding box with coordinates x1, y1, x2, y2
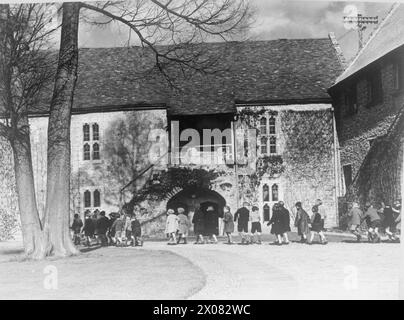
(177, 208, 190, 244)
(347, 202, 363, 242)
(309, 204, 327, 245)
(111, 214, 126, 246)
(165, 209, 179, 245)
(250, 206, 262, 244)
(131, 214, 143, 247)
(294, 202, 310, 243)
(223, 206, 235, 244)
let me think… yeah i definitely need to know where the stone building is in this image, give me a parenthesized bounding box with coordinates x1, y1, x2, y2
(328, 3, 404, 206)
(1, 37, 345, 236)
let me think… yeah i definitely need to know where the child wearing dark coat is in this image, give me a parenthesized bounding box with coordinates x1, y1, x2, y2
(83, 211, 95, 246)
(71, 214, 83, 245)
(131, 215, 143, 247)
(294, 202, 310, 243)
(223, 206, 235, 244)
(309, 204, 328, 245)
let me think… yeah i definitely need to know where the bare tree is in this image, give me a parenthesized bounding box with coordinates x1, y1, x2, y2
(1, 0, 251, 258)
(0, 3, 57, 258)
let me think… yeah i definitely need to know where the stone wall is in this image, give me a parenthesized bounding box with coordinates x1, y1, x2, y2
(332, 47, 404, 206)
(334, 49, 404, 179)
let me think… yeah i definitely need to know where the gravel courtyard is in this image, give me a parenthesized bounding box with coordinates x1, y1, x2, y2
(0, 233, 401, 300)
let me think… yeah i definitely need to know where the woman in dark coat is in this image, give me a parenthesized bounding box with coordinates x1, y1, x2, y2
(294, 202, 310, 243)
(192, 206, 205, 244)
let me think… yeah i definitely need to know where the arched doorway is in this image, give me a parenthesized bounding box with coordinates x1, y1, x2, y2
(167, 187, 226, 235)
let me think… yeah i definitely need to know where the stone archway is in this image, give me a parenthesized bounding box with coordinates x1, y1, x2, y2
(167, 187, 226, 235)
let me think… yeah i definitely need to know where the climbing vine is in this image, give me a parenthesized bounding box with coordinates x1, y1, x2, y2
(281, 110, 334, 181)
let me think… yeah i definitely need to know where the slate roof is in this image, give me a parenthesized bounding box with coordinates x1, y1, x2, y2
(332, 3, 404, 87)
(3, 38, 344, 116)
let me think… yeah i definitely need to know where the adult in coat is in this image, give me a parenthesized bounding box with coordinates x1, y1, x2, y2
(192, 205, 205, 244)
(294, 202, 310, 243)
(223, 206, 235, 244)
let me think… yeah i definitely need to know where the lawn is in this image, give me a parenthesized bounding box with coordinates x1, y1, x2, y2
(0, 242, 206, 300)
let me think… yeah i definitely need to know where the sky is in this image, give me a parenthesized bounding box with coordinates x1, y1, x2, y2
(73, 0, 397, 62)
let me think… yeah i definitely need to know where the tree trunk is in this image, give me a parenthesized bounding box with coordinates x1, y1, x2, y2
(1, 4, 44, 258)
(11, 122, 45, 259)
(41, 2, 80, 257)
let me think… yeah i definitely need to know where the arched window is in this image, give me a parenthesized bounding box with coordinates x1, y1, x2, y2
(83, 124, 90, 141)
(93, 143, 100, 160)
(272, 184, 279, 202)
(260, 136, 267, 155)
(269, 136, 277, 154)
(263, 204, 270, 222)
(263, 184, 269, 202)
(83, 143, 90, 160)
(92, 123, 99, 141)
(269, 117, 276, 134)
(93, 189, 101, 207)
(84, 190, 91, 208)
(260, 117, 267, 135)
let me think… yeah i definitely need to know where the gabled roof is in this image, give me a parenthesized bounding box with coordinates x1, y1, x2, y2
(332, 3, 404, 87)
(2, 38, 344, 116)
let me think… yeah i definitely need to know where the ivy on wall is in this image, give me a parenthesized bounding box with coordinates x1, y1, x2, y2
(280, 110, 334, 182)
(348, 108, 404, 206)
(0, 138, 19, 240)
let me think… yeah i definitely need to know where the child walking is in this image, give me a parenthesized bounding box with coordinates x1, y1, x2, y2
(111, 214, 126, 246)
(192, 205, 205, 244)
(268, 203, 287, 245)
(131, 214, 143, 246)
(223, 206, 235, 244)
(347, 202, 363, 242)
(250, 206, 262, 244)
(177, 208, 190, 244)
(71, 213, 83, 245)
(362, 202, 382, 243)
(309, 204, 327, 245)
(294, 202, 310, 243)
(234, 202, 250, 245)
(165, 209, 179, 245)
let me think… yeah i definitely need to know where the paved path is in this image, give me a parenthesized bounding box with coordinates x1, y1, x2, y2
(145, 240, 400, 300)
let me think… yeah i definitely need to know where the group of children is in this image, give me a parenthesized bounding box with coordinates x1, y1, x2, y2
(346, 199, 401, 243)
(71, 208, 143, 247)
(164, 199, 332, 246)
(72, 198, 402, 247)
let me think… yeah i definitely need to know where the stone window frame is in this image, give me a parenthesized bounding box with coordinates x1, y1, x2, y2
(258, 114, 278, 156)
(82, 187, 102, 210)
(82, 122, 102, 162)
